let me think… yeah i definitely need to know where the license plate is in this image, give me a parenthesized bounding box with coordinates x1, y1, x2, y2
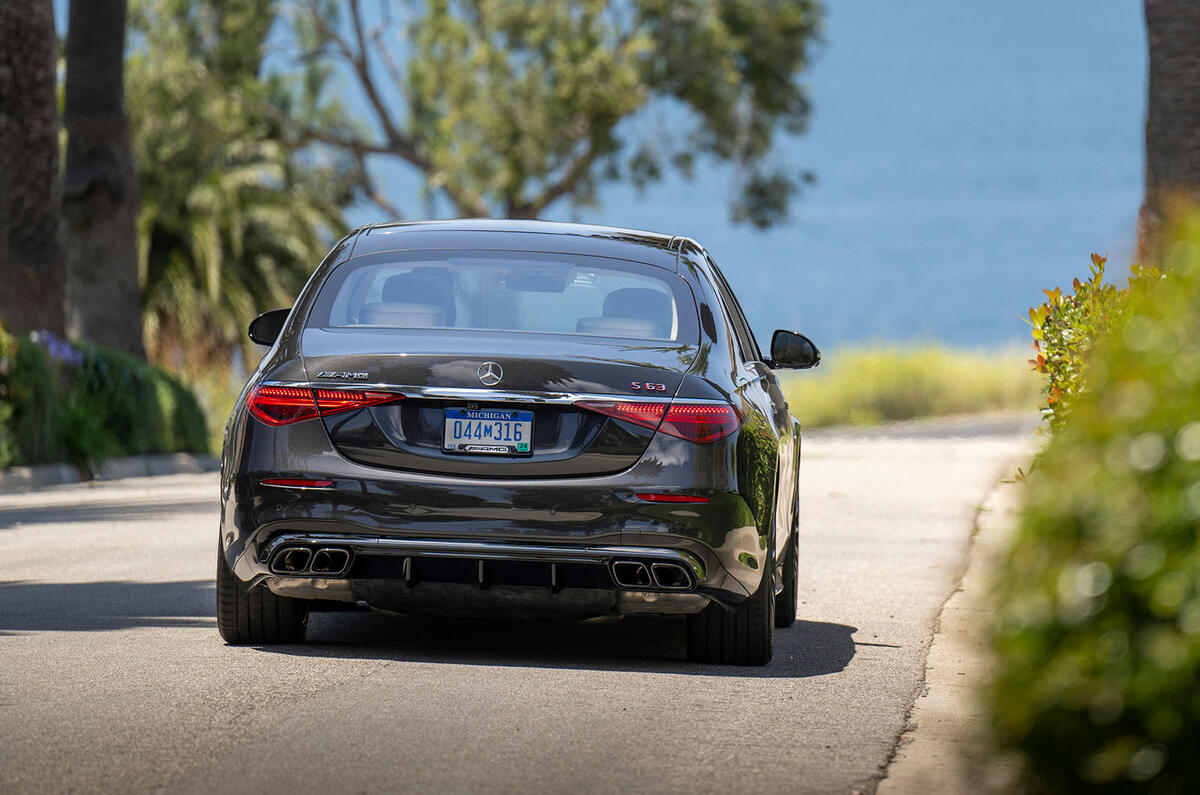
(443, 408, 533, 455)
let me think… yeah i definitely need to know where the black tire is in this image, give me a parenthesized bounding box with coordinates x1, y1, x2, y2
(774, 528, 799, 628)
(216, 546, 309, 644)
(686, 558, 774, 665)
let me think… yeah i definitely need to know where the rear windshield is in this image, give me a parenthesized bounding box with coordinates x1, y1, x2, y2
(307, 250, 696, 343)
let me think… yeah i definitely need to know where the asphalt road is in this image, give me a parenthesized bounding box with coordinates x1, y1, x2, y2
(0, 414, 1036, 794)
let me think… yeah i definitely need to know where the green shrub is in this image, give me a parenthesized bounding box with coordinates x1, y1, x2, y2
(0, 330, 208, 474)
(5, 335, 65, 465)
(1028, 254, 1161, 432)
(989, 214, 1200, 792)
(777, 345, 1040, 428)
(0, 324, 18, 467)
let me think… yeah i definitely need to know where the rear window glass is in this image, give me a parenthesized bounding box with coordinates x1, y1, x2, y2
(307, 250, 696, 343)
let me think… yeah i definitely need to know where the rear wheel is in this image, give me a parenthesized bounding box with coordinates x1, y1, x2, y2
(686, 558, 774, 666)
(216, 547, 309, 644)
(774, 528, 799, 628)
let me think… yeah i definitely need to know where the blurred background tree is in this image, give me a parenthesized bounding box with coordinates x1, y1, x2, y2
(63, 0, 144, 356)
(1138, 0, 1200, 260)
(127, 0, 353, 377)
(0, 0, 66, 337)
(281, 0, 821, 228)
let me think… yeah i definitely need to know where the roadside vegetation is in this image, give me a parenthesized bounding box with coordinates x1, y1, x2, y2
(989, 214, 1200, 791)
(778, 346, 1041, 428)
(0, 324, 207, 476)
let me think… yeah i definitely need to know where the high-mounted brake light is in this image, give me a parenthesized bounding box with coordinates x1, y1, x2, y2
(578, 400, 740, 444)
(248, 385, 403, 426)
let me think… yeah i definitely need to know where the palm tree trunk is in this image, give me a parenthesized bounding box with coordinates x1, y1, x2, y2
(1138, 0, 1200, 261)
(63, 0, 144, 355)
(0, 0, 66, 336)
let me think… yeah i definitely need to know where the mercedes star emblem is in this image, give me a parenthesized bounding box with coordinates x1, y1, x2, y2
(477, 361, 503, 386)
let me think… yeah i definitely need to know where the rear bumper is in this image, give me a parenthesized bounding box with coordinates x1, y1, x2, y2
(237, 529, 751, 616)
(220, 406, 771, 617)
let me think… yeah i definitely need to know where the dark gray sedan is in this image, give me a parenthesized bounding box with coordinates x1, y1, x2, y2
(218, 220, 819, 664)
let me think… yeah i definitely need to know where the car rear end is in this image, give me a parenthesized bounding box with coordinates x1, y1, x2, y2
(220, 245, 766, 621)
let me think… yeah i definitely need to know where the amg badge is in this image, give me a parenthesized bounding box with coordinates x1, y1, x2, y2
(316, 371, 369, 380)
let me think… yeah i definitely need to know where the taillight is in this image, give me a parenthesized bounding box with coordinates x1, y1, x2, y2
(247, 385, 403, 426)
(577, 401, 667, 431)
(248, 386, 319, 425)
(578, 400, 740, 444)
(660, 403, 741, 444)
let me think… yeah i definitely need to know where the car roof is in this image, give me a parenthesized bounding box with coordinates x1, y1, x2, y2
(349, 218, 686, 270)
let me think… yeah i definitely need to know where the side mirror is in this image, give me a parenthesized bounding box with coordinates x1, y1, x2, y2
(248, 308, 290, 346)
(770, 330, 821, 369)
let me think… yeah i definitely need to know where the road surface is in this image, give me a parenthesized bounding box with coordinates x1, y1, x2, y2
(0, 415, 1035, 794)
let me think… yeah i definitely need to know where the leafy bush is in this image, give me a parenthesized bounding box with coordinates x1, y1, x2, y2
(0, 324, 18, 468)
(777, 346, 1040, 428)
(1028, 254, 1161, 431)
(0, 328, 208, 475)
(989, 215, 1200, 792)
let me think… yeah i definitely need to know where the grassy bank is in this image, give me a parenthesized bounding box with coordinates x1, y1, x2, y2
(778, 345, 1042, 428)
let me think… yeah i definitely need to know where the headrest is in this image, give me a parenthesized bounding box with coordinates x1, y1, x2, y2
(358, 303, 446, 328)
(602, 288, 671, 338)
(381, 269, 456, 325)
(576, 316, 660, 339)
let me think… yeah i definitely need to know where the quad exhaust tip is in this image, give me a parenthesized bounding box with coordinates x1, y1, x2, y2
(611, 560, 694, 590)
(272, 546, 312, 574)
(310, 547, 351, 575)
(650, 562, 692, 590)
(269, 545, 352, 576)
(612, 561, 652, 589)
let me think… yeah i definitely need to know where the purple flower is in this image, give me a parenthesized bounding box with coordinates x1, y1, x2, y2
(30, 330, 86, 368)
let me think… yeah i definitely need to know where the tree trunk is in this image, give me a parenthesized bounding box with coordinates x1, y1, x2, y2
(0, 0, 66, 336)
(1138, 0, 1200, 261)
(63, 0, 144, 355)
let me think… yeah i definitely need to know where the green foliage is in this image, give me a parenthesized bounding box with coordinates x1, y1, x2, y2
(990, 215, 1200, 792)
(0, 323, 20, 468)
(6, 338, 64, 466)
(0, 333, 208, 476)
(777, 346, 1040, 428)
(1027, 254, 1162, 432)
(71, 343, 209, 458)
(286, 0, 821, 224)
(127, 0, 352, 371)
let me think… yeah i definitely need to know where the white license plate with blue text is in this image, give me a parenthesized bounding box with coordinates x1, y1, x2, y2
(442, 408, 533, 455)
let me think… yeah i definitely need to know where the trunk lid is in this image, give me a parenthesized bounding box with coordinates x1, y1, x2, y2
(301, 328, 696, 477)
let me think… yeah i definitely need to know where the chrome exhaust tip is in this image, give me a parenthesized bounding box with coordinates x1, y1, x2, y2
(650, 562, 693, 590)
(611, 561, 652, 589)
(271, 546, 313, 574)
(309, 547, 351, 576)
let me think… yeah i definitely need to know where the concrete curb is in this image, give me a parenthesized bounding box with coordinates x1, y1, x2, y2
(877, 477, 1028, 793)
(0, 453, 219, 494)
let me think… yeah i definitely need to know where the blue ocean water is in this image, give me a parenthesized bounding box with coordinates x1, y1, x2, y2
(585, 1, 1149, 349)
(349, 2, 1147, 349)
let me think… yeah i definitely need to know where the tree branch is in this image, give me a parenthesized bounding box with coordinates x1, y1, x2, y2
(350, 148, 402, 220)
(522, 123, 612, 217)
